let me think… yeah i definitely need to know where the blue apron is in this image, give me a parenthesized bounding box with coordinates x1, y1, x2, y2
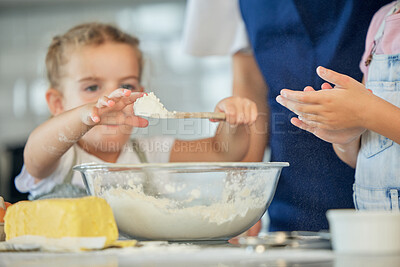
(239, 0, 392, 231)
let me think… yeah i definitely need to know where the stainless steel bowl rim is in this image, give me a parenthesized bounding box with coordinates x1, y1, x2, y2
(73, 162, 289, 171)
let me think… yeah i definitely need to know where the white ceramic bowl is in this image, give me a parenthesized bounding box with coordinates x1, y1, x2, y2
(327, 209, 400, 254)
(74, 162, 288, 241)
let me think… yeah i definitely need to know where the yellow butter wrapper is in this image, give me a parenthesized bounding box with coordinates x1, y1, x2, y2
(4, 196, 118, 246)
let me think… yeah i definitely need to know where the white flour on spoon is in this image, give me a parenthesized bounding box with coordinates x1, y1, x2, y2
(133, 92, 176, 118)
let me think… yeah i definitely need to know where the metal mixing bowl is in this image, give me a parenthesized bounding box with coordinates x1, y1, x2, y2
(73, 162, 289, 241)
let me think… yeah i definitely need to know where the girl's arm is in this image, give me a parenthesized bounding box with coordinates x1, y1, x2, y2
(24, 89, 147, 179)
(332, 93, 400, 168)
(169, 96, 257, 162)
(24, 105, 93, 179)
(332, 137, 361, 169)
(170, 52, 265, 163)
(362, 95, 400, 144)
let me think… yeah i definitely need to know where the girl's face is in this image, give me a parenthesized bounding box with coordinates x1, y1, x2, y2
(60, 42, 142, 153)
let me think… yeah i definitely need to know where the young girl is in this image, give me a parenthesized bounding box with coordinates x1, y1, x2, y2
(276, 1, 400, 210)
(16, 23, 258, 200)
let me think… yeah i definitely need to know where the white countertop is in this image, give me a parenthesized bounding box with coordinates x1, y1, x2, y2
(1, 243, 399, 267)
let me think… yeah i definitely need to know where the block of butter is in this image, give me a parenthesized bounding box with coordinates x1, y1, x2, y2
(4, 196, 118, 246)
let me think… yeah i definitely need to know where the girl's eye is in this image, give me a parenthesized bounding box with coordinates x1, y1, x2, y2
(85, 85, 99, 92)
(120, 83, 139, 91)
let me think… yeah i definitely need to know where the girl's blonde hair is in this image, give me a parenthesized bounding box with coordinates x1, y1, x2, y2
(45, 23, 143, 89)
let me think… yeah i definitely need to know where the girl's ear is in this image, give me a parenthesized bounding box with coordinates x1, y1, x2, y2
(46, 88, 64, 116)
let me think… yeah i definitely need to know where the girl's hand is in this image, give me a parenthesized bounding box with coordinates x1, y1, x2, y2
(288, 84, 366, 145)
(275, 67, 373, 144)
(82, 88, 148, 127)
(212, 96, 257, 125)
(276, 66, 374, 130)
(291, 116, 366, 145)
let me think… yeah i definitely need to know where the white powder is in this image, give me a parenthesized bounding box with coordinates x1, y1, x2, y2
(100, 175, 268, 241)
(58, 132, 77, 144)
(133, 92, 176, 118)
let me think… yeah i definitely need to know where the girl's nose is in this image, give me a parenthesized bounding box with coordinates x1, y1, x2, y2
(105, 84, 121, 95)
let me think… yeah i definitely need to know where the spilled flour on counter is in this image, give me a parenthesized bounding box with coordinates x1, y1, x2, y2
(97, 173, 270, 241)
(133, 92, 176, 118)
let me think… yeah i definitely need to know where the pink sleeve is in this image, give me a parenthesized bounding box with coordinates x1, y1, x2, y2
(359, 2, 396, 79)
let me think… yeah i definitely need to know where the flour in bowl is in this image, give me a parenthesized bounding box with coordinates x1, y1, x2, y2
(100, 176, 268, 241)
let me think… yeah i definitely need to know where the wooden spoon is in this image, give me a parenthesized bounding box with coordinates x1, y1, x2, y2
(167, 112, 226, 120)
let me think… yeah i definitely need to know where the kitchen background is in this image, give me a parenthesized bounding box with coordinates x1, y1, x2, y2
(0, 0, 235, 201)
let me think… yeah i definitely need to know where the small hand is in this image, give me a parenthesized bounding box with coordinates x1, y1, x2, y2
(212, 96, 258, 125)
(276, 67, 372, 144)
(276, 66, 374, 130)
(291, 115, 366, 145)
(82, 88, 148, 127)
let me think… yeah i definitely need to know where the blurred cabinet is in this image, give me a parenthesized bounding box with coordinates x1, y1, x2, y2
(0, 143, 28, 202)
